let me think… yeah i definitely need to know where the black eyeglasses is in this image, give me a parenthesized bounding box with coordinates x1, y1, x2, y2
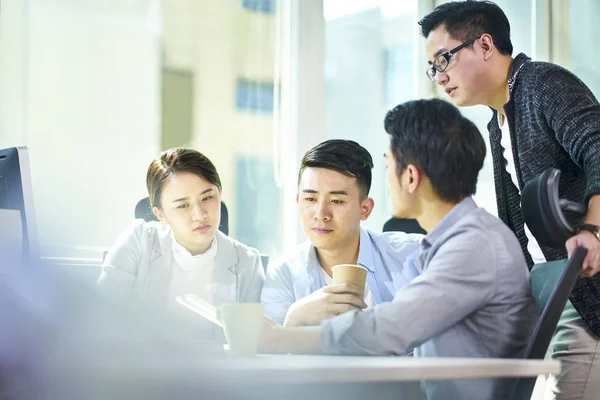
(426, 37, 478, 82)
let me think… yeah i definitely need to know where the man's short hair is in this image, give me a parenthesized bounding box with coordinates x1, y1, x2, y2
(419, 0, 513, 56)
(384, 99, 486, 203)
(299, 139, 374, 199)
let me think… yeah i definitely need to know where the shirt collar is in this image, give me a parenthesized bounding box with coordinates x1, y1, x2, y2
(305, 226, 375, 273)
(171, 230, 217, 272)
(306, 245, 320, 274)
(421, 197, 478, 251)
(508, 53, 531, 94)
(357, 227, 375, 272)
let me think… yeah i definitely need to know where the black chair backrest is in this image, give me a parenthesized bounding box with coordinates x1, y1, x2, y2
(511, 246, 586, 400)
(521, 168, 586, 248)
(134, 197, 157, 222)
(134, 197, 229, 236)
(512, 167, 588, 400)
(382, 218, 426, 234)
(219, 201, 229, 236)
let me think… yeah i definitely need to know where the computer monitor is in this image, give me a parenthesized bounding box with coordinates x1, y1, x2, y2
(0, 146, 39, 261)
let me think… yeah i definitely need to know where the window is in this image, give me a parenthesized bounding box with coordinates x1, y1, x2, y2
(569, 0, 600, 97)
(242, 0, 277, 14)
(324, 0, 418, 231)
(3, 0, 597, 265)
(385, 44, 414, 107)
(235, 79, 276, 113)
(0, 0, 287, 261)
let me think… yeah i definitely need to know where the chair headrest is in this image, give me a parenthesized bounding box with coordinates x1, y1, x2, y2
(135, 197, 157, 222)
(521, 168, 585, 248)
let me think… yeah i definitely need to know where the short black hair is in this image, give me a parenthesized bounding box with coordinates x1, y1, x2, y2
(384, 99, 486, 203)
(299, 139, 374, 198)
(419, 0, 513, 56)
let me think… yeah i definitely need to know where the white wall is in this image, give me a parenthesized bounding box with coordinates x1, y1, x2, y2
(0, 0, 28, 147)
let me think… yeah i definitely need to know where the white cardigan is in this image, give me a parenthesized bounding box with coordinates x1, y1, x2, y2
(97, 220, 265, 314)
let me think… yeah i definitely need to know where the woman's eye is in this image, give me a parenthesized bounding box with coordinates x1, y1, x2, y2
(304, 197, 315, 202)
(177, 204, 189, 209)
(332, 199, 344, 204)
(202, 196, 213, 202)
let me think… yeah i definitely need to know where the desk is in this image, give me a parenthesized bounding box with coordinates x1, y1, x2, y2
(52, 348, 559, 383)
(207, 354, 560, 382)
(39, 348, 559, 400)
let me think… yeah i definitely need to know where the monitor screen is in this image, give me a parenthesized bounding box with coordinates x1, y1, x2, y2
(0, 146, 39, 261)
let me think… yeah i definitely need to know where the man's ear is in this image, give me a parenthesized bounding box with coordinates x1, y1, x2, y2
(479, 33, 495, 61)
(360, 197, 375, 221)
(153, 206, 167, 224)
(406, 164, 422, 194)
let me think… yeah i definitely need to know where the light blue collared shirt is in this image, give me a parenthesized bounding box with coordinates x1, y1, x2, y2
(261, 226, 422, 324)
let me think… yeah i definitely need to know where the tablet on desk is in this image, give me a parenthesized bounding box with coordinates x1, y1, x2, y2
(176, 294, 222, 327)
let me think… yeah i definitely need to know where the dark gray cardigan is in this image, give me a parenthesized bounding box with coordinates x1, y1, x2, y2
(487, 53, 600, 335)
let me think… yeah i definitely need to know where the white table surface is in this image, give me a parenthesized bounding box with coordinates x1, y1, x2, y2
(43, 348, 560, 395)
(203, 355, 560, 383)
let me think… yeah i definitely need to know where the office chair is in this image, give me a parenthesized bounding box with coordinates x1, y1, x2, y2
(521, 168, 586, 248)
(511, 168, 587, 400)
(134, 197, 230, 236)
(382, 218, 426, 234)
(260, 255, 270, 274)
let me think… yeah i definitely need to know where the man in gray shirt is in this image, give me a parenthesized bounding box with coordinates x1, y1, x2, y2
(260, 99, 538, 400)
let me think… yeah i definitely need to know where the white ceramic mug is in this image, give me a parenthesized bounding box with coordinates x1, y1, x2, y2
(217, 303, 264, 357)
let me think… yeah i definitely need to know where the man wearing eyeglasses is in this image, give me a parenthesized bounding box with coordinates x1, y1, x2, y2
(419, 1, 600, 399)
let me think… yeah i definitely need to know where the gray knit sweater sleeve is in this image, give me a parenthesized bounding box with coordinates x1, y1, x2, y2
(536, 67, 600, 203)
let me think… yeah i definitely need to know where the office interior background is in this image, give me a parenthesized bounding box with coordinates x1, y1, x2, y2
(0, 0, 598, 266)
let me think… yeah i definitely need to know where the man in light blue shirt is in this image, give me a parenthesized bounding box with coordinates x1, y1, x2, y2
(260, 99, 538, 400)
(261, 140, 422, 326)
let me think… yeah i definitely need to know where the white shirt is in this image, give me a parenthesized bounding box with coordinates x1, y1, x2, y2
(321, 267, 376, 309)
(168, 234, 218, 340)
(498, 114, 547, 264)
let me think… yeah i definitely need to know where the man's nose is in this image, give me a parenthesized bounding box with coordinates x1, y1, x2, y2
(313, 201, 331, 221)
(435, 71, 449, 85)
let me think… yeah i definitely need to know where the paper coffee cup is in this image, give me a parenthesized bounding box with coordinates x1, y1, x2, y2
(331, 264, 368, 297)
(217, 303, 264, 357)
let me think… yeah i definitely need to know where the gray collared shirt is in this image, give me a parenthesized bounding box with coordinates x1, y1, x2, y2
(321, 197, 538, 400)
